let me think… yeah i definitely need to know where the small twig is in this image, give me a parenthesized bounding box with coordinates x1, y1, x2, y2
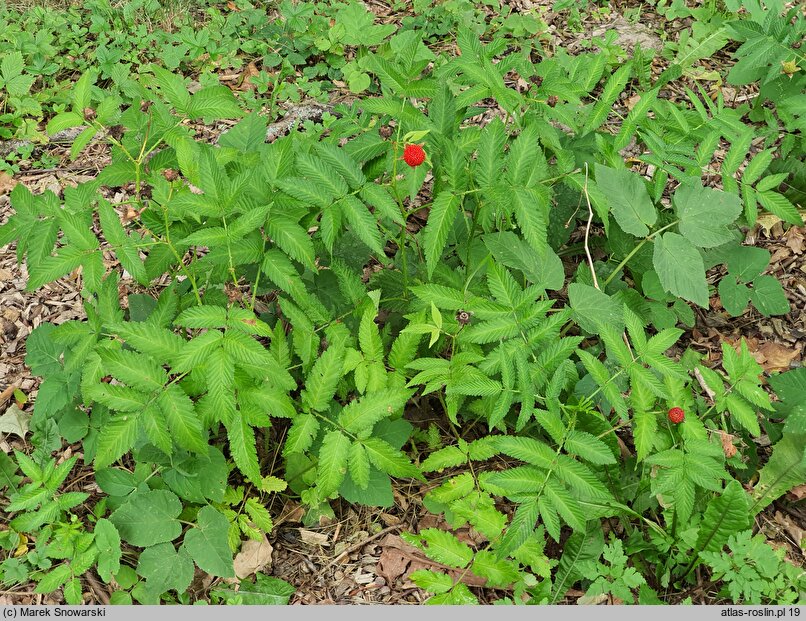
(694, 367, 716, 402)
(582, 162, 600, 291)
(583, 163, 636, 361)
(0, 384, 17, 406)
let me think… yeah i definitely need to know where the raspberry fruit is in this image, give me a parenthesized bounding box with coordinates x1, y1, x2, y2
(668, 407, 685, 424)
(403, 143, 426, 167)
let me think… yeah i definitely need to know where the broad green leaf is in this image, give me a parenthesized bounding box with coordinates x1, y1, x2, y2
(227, 411, 261, 484)
(742, 149, 773, 186)
(511, 186, 548, 253)
(755, 191, 802, 225)
(71, 71, 94, 114)
(718, 277, 750, 316)
(182, 506, 235, 577)
(409, 569, 454, 594)
(284, 414, 319, 455)
(752, 432, 806, 512)
(632, 410, 656, 462)
(174, 305, 228, 328)
(70, 125, 99, 160)
(137, 542, 195, 595)
(422, 192, 459, 278)
(339, 195, 384, 255)
(416, 528, 472, 569)
(338, 388, 412, 434)
(471, 551, 520, 588)
(695, 480, 751, 555)
(348, 442, 371, 490)
(565, 430, 616, 465)
(109, 489, 182, 547)
(94, 519, 122, 583)
(63, 578, 82, 605)
(187, 86, 242, 120)
(266, 215, 316, 270)
(595, 164, 657, 237)
(420, 445, 467, 472)
(495, 436, 555, 468)
(568, 283, 625, 333)
(551, 522, 605, 603)
(317, 430, 351, 497)
(153, 67, 191, 112)
(233, 575, 295, 605)
(362, 437, 422, 479)
(95, 413, 140, 469)
(46, 111, 84, 135)
(674, 181, 741, 248)
(99, 348, 167, 392)
(749, 275, 789, 316)
(35, 564, 72, 594)
(158, 385, 207, 454)
(653, 232, 708, 307)
(726, 246, 769, 283)
(301, 344, 345, 413)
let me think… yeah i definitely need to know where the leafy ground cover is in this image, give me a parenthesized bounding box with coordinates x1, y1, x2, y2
(0, 0, 805, 606)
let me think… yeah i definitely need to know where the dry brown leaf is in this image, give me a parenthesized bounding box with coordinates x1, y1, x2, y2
(378, 534, 487, 588)
(0, 172, 17, 196)
(773, 511, 804, 550)
(784, 226, 805, 255)
(376, 546, 415, 584)
(233, 536, 274, 579)
(277, 499, 305, 525)
(239, 62, 260, 91)
(719, 431, 737, 459)
(787, 483, 806, 502)
(625, 94, 641, 111)
(756, 341, 800, 372)
(756, 214, 782, 237)
(577, 592, 609, 605)
(299, 529, 330, 547)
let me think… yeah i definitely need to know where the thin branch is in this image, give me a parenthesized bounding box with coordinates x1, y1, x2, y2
(582, 162, 601, 291)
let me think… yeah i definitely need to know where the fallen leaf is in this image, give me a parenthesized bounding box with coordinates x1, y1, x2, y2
(239, 62, 260, 91)
(757, 341, 800, 373)
(694, 367, 716, 401)
(0, 172, 17, 195)
(756, 213, 782, 237)
(277, 500, 304, 525)
(377, 534, 487, 588)
(787, 484, 806, 502)
(0, 404, 31, 438)
(719, 431, 737, 459)
(299, 529, 330, 547)
(773, 511, 804, 550)
(376, 546, 414, 584)
(577, 592, 609, 605)
(233, 536, 273, 579)
(625, 94, 641, 111)
(784, 226, 804, 255)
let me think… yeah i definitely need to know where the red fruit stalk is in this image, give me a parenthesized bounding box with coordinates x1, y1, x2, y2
(403, 143, 426, 167)
(668, 407, 685, 424)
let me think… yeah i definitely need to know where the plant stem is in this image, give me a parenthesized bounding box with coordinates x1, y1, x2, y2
(602, 220, 680, 289)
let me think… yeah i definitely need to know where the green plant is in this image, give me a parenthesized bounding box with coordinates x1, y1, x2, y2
(1, 0, 805, 607)
(700, 530, 806, 604)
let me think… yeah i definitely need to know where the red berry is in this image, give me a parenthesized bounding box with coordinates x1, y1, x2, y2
(668, 407, 685, 424)
(403, 143, 426, 167)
